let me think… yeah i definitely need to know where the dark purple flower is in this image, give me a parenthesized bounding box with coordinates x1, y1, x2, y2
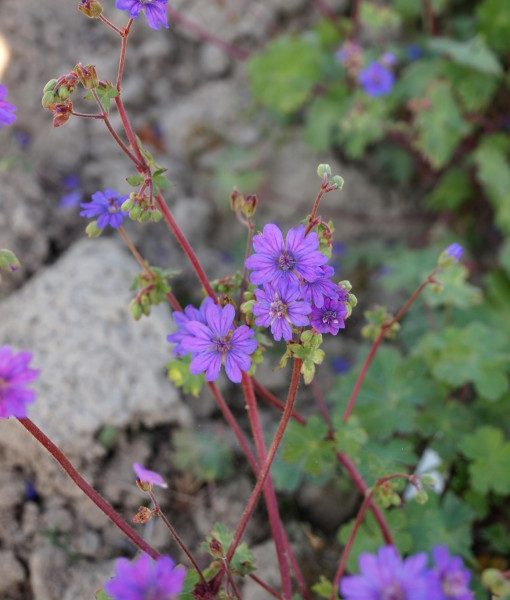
(115, 0, 169, 30)
(105, 553, 185, 600)
(445, 243, 464, 262)
(245, 224, 327, 286)
(253, 280, 312, 342)
(358, 62, 395, 97)
(167, 298, 214, 356)
(133, 463, 167, 489)
(406, 45, 424, 61)
(80, 189, 128, 229)
(310, 296, 347, 335)
(300, 265, 341, 308)
(59, 174, 83, 208)
(181, 303, 257, 383)
(340, 546, 429, 600)
(0, 85, 16, 128)
(331, 356, 350, 374)
(429, 546, 473, 600)
(0, 346, 39, 419)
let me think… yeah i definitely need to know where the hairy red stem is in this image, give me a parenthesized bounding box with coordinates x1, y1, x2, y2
(18, 418, 159, 559)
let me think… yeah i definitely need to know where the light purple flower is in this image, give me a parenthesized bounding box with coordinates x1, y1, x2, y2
(300, 265, 342, 308)
(105, 554, 185, 600)
(115, 0, 169, 30)
(445, 243, 464, 262)
(167, 298, 214, 356)
(0, 346, 39, 419)
(133, 463, 168, 489)
(381, 52, 397, 66)
(358, 62, 395, 97)
(340, 546, 429, 600)
(245, 224, 327, 286)
(59, 174, 83, 208)
(0, 85, 16, 128)
(310, 296, 347, 335)
(181, 302, 257, 383)
(80, 189, 128, 229)
(253, 280, 312, 342)
(429, 546, 473, 600)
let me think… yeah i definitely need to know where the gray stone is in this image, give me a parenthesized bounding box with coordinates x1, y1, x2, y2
(199, 44, 232, 79)
(242, 540, 282, 600)
(30, 546, 67, 600)
(0, 238, 191, 468)
(0, 551, 24, 594)
(62, 560, 115, 600)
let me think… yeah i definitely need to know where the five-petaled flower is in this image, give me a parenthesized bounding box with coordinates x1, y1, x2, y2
(181, 301, 257, 383)
(105, 554, 185, 600)
(253, 280, 312, 342)
(116, 0, 169, 30)
(300, 265, 342, 309)
(358, 62, 395, 97)
(167, 298, 214, 357)
(133, 462, 168, 489)
(0, 346, 39, 419)
(245, 224, 327, 286)
(80, 189, 129, 229)
(340, 545, 429, 600)
(445, 243, 464, 263)
(310, 296, 347, 336)
(0, 84, 17, 128)
(429, 545, 473, 600)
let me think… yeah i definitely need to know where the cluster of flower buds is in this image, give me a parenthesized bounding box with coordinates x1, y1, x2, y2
(121, 192, 163, 224)
(230, 188, 258, 221)
(129, 267, 173, 320)
(362, 305, 400, 341)
(317, 163, 344, 191)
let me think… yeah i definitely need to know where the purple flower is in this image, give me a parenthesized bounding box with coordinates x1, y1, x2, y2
(300, 265, 341, 308)
(133, 463, 167, 489)
(381, 52, 397, 66)
(0, 85, 16, 128)
(340, 546, 429, 600)
(336, 41, 363, 65)
(115, 0, 169, 30)
(105, 554, 185, 600)
(80, 189, 128, 229)
(310, 296, 347, 335)
(358, 62, 395, 97)
(331, 356, 350, 374)
(429, 546, 473, 600)
(59, 174, 83, 208)
(167, 298, 214, 357)
(253, 280, 312, 342)
(445, 243, 464, 262)
(245, 224, 327, 286)
(0, 346, 39, 419)
(181, 302, 257, 383)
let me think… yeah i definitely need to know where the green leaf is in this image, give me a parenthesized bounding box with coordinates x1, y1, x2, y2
(478, 0, 510, 53)
(248, 35, 323, 115)
(167, 356, 205, 398)
(96, 591, 112, 600)
(427, 168, 472, 210)
(281, 416, 335, 477)
(427, 37, 503, 76)
(354, 439, 418, 483)
(460, 426, 510, 495)
(178, 569, 200, 599)
(416, 322, 509, 401)
(126, 174, 145, 187)
(426, 263, 482, 309)
(172, 428, 234, 483)
(202, 523, 254, 576)
(412, 81, 472, 169)
(442, 63, 499, 112)
(84, 81, 118, 113)
(312, 575, 334, 598)
(304, 85, 349, 151)
(499, 239, 510, 277)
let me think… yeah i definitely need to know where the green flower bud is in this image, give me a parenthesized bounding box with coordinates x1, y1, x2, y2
(121, 198, 133, 212)
(43, 79, 58, 94)
(129, 300, 143, 321)
(339, 280, 352, 292)
(85, 221, 102, 238)
(58, 86, 71, 100)
(0, 249, 21, 272)
(150, 210, 162, 222)
(139, 211, 151, 223)
(348, 293, 358, 307)
(317, 163, 332, 179)
(420, 474, 436, 488)
(129, 206, 142, 221)
(41, 91, 56, 109)
(332, 175, 344, 190)
(414, 489, 428, 504)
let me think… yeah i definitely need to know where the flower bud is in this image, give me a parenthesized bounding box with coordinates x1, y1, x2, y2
(209, 537, 224, 559)
(43, 79, 58, 94)
(230, 188, 244, 213)
(317, 163, 332, 179)
(121, 197, 133, 212)
(242, 194, 258, 219)
(58, 86, 71, 100)
(339, 280, 352, 292)
(129, 300, 143, 321)
(438, 243, 464, 268)
(51, 100, 73, 128)
(414, 489, 429, 504)
(332, 175, 344, 190)
(78, 0, 103, 18)
(0, 249, 21, 272)
(85, 221, 102, 238)
(135, 479, 152, 493)
(348, 293, 358, 307)
(74, 63, 99, 90)
(150, 210, 162, 222)
(133, 506, 153, 524)
(41, 91, 56, 109)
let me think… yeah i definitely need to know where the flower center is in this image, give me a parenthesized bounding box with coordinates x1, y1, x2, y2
(108, 198, 119, 214)
(382, 583, 405, 600)
(278, 251, 296, 272)
(270, 298, 288, 319)
(215, 337, 231, 355)
(322, 310, 337, 325)
(442, 572, 466, 597)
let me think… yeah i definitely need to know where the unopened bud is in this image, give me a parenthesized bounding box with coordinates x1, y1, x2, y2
(209, 537, 224, 558)
(121, 198, 133, 212)
(414, 489, 429, 505)
(135, 478, 152, 493)
(339, 280, 352, 292)
(43, 79, 58, 94)
(230, 188, 244, 213)
(331, 175, 344, 190)
(242, 194, 258, 218)
(317, 163, 332, 179)
(85, 221, 102, 238)
(58, 86, 71, 100)
(41, 91, 56, 109)
(74, 63, 99, 90)
(129, 299, 143, 321)
(0, 249, 21, 272)
(150, 210, 162, 222)
(52, 101, 73, 128)
(348, 293, 357, 307)
(78, 0, 103, 18)
(133, 506, 153, 524)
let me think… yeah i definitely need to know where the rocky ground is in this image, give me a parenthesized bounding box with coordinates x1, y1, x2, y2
(0, 1, 426, 598)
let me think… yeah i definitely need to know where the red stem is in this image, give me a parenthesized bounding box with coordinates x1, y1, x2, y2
(226, 360, 302, 563)
(249, 573, 283, 599)
(17, 418, 159, 559)
(167, 6, 249, 61)
(253, 379, 306, 426)
(242, 374, 295, 600)
(117, 19, 134, 91)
